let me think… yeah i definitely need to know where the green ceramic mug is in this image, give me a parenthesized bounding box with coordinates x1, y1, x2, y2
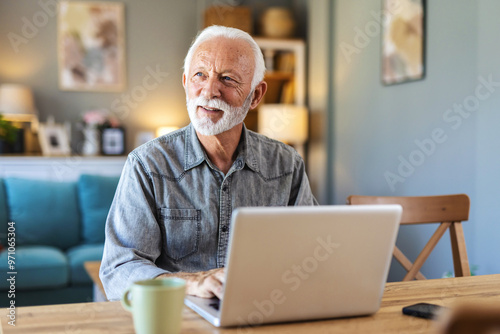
(122, 278, 186, 334)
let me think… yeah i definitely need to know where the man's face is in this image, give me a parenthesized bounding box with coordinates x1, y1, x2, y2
(183, 37, 256, 136)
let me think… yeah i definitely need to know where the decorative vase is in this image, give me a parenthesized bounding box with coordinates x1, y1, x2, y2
(81, 126, 100, 156)
(260, 7, 296, 39)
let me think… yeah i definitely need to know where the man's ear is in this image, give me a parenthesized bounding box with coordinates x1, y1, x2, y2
(182, 73, 187, 89)
(249, 81, 268, 110)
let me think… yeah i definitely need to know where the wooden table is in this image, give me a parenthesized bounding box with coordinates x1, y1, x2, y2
(2, 274, 500, 334)
(83, 261, 107, 302)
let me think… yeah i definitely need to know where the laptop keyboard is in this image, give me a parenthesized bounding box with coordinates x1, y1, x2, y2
(208, 298, 220, 311)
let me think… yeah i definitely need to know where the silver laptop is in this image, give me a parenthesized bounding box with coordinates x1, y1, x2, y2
(185, 205, 402, 328)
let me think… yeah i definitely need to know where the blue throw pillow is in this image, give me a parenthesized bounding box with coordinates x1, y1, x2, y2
(78, 174, 119, 244)
(4, 178, 80, 250)
(0, 179, 8, 246)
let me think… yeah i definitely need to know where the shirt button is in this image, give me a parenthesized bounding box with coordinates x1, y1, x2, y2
(236, 160, 243, 169)
(221, 225, 229, 232)
(222, 186, 228, 192)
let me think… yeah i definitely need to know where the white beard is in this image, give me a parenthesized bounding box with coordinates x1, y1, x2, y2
(186, 92, 253, 136)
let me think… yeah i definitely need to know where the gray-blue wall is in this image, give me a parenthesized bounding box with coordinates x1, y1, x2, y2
(327, 0, 499, 279)
(475, 0, 500, 276)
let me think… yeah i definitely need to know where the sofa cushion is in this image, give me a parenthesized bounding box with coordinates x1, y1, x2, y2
(67, 243, 104, 286)
(0, 245, 68, 290)
(0, 179, 8, 246)
(4, 178, 80, 250)
(78, 174, 119, 244)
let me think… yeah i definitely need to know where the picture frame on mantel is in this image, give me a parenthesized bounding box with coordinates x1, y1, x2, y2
(58, 1, 126, 92)
(381, 0, 426, 85)
(38, 122, 71, 156)
(101, 127, 125, 155)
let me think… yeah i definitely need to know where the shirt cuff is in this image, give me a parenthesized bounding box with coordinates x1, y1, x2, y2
(128, 264, 170, 284)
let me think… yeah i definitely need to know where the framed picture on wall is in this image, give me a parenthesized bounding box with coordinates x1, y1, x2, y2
(381, 0, 426, 85)
(58, 1, 126, 92)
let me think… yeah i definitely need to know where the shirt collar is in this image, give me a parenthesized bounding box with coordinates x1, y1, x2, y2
(183, 123, 260, 173)
(184, 123, 206, 171)
(236, 124, 260, 174)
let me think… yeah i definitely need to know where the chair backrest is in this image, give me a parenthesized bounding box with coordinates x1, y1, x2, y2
(346, 194, 471, 281)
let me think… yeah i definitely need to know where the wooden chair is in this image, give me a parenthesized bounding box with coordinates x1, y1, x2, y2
(346, 194, 471, 281)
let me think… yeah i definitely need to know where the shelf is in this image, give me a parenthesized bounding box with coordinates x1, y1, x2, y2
(254, 37, 306, 106)
(265, 71, 294, 80)
(0, 155, 126, 181)
(254, 37, 306, 105)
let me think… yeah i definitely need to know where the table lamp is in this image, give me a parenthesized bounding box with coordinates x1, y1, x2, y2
(258, 104, 308, 157)
(0, 84, 38, 123)
(0, 84, 40, 153)
(0, 83, 39, 136)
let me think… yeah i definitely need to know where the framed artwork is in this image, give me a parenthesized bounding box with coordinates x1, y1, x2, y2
(382, 0, 425, 85)
(38, 123, 71, 156)
(58, 1, 126, 92)
(101, 127, 125, 155)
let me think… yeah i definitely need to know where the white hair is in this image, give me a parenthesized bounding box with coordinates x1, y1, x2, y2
(183, 25, 266, 90)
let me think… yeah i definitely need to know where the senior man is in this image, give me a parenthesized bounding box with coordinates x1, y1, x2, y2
(100, 25, 317, 301)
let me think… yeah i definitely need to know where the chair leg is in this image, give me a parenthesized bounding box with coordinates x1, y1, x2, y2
(393, 246, 426, 280)
(403, 222, 451, 281)
(450, 222, 471, 277)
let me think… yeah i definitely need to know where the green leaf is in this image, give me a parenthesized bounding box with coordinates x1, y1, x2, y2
(0, 114, 18, 144)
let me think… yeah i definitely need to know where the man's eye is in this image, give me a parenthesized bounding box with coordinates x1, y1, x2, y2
(222, 76, 233, 81)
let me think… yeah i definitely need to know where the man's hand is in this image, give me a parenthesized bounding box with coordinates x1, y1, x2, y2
(156, 268, 226, 299)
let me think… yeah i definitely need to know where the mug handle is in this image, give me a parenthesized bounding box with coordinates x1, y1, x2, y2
(121, 288, 133, 312)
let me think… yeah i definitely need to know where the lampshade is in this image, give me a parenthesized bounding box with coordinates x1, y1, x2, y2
(258, 104, 308, 144)
(0, 84, 38, 122)
(156, 126, 179, 137)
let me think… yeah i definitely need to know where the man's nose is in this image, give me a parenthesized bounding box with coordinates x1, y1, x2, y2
(201, 76, 222, 100)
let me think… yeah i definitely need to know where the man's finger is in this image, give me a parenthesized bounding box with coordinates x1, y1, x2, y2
(204, 273, 223, 299)
(214, 268, 226, 283)
(210, 279, 224, 300)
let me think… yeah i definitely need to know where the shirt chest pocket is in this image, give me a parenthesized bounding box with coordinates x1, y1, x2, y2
(159, 208, 201, 262)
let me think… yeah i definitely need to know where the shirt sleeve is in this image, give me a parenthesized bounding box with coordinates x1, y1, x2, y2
(99, 153, 169, 301)
(289, 153, 319, 206)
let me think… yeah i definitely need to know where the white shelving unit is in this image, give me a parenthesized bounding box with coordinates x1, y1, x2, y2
(254, 37, 306, 106)
(0, 156, 126, 182)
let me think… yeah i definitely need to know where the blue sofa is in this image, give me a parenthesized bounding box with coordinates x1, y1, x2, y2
(0, 174, 119, 307)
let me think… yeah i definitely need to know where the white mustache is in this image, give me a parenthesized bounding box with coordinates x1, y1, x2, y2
(186, 89, 253, 136)
(193, 97, 232, 113)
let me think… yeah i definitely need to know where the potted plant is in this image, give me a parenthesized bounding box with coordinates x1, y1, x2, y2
(0, 114, 20, 154)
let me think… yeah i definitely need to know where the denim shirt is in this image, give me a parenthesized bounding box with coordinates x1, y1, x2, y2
(100, 123, 317, 300)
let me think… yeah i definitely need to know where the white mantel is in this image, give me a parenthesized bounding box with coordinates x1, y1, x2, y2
(0, 156, 127, 182)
